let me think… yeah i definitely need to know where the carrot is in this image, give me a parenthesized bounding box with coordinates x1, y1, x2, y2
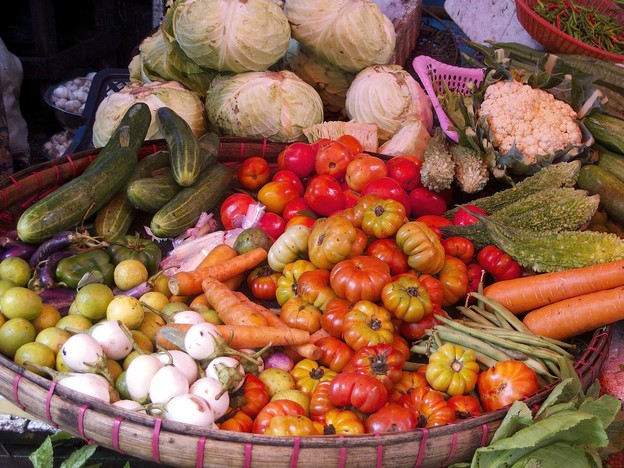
(309, 327, 331, 344)
(483, 259, 624, 315)
(169, 247, 267, 296)
(522, 285, 624, 340)
(196, 244, 245, 290)
(189, 294, 210, 310)
(155, 323, 311, 350)
(234, 292, 322, 360)
(202, 276, 268, 327)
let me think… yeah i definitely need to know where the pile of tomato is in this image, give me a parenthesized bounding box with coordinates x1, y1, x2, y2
(215, 137, 541, 436)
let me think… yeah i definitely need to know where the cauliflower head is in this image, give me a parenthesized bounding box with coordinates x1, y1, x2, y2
(478, 80, 582, 164)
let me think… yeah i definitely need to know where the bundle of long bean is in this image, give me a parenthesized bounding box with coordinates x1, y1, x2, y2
(532, 0, 624, 54)
(410, 292, 576, 386)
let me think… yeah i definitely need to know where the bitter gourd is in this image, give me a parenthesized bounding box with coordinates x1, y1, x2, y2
(441, 188, 600, 249)
(473, 213, 624, 273)
(444, 160, 581, 219)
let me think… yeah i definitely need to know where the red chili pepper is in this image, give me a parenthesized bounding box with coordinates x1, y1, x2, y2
(556, 13, 562, 30)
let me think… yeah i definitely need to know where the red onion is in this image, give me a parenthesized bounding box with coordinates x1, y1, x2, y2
(263, 351, 294, 372)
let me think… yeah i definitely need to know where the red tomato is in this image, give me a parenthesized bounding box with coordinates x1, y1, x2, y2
(257, 212, 286, 240)
(415, 215, 453, 239)
(237, 157, 271, 191)
(277, 142, 317, 179)
(477, 360, 539, 412)
(364, 402, 417, 433)
(305, 175, 346, 216)
(311, 138, 332, 152)
(286, 215, 316, 230)
(447, 395, 482, 419)
(396, 306, 449, 341)
(366, 238, 409, 276)
(315, 140, 354, 180)
(220, 193, 255, 230)
(361, 177, 409, 207)
(282, 197, 314, 222)
(252, 399, 306, 434)
(477, 245, 522, 282)
(258, 181, 299, 215)
(387, 156, 422, 192)
(273, 170, 305, 197)
(329, 372, 388, 413)
(345, 155, 388, 192)
(247, 266, 281, 300)
(337, 134, 364, 155)
(453, 205, 488, 226)
(343, 190, 360, 209)
(409, 187, 448, 218)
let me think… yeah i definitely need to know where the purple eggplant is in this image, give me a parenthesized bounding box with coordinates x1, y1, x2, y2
(38, 288, 77, 316)
(29, 231, 87, 268)
(0, 243, 37, 262)
(114, 281, 153, 298)
(38, 250, 74, 290)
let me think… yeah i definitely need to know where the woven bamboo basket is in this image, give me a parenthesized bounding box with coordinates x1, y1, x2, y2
(0, 139, 613, 467)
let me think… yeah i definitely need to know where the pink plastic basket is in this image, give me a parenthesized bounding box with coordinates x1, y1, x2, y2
(412, 55, 485, 143)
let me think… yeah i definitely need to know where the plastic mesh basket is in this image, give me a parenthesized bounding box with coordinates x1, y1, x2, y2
(515, 0, 624, 63)
(412, 55, 484, 143)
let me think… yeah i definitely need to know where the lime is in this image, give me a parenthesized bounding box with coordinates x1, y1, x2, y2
(0, 287, 42, 320)
(74, 283, 114, 320)
(107, 295, 144, 330)
(35, 326, 71, 354)
(0, 257, 32, 287)
(0, 318, 37, 358)
(0, 279, 16, 298)
(139, 291, 169, 312)
(114, 260, 148, 291)
(56, 314, 92, 333)
(14, 342, 56, 376)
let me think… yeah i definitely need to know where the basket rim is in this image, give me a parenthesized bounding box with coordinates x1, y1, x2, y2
(412, 55, 485, 143)
(515, 0, 624, 63)
(0, 325, 611, 450)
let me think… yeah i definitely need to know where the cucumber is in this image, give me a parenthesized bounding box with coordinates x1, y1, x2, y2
(597, 148, 624, 185)
(18, 143, 138, 243)
(150, 164, 233, 238)
(577, 164, 624, 226)
(583, 114, 624, 154)
(156, 107, 201, 187)
(94, 150, 171, 241)
(88, 103, 151, 172)
(127, 172, 182, 214)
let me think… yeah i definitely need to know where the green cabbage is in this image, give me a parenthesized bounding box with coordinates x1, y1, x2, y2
(345, 64, 433, 141)
(92, 81, 205, 147)
(170, 0, 291, 73)
(284, 0, 395, 73)
(205, 70, 324, 142)
(282, 40, 355, 117)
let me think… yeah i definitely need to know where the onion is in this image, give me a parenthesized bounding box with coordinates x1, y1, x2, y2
(263, 351, 294, 372)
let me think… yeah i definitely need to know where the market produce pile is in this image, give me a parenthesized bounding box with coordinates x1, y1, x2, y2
(2, 0, 624, 465)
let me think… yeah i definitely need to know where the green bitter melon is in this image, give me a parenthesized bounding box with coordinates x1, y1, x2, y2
(473, 212, 624, 273)
(441, 188, 600, 250)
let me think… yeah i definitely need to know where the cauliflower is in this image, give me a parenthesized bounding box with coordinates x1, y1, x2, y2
(420, 129, 455, 193)
(478, 80, 582, 164)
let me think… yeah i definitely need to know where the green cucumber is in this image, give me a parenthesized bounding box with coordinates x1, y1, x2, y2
(577, 164, 624, 226)
(597, 148, 624, 185)
(156, 107, 201, 187)
(88, 103, 151, 171)
(583, 114, 624, 154)
(150, 164, 233, 238)
(94, 150, 171, 241)
(18, 137, 139, 243)
(127, 172, 182, 214)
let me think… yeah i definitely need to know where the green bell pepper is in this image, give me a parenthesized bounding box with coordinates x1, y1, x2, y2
(106, 235, 162, 275)
(55, 249, 115, 289)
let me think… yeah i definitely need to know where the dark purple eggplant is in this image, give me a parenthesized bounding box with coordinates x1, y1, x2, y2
(38, 250, 74, 290)
(29, 231, 87, 268)
(0, 243, 37, 262)
(37, 288, 77, 316)
(114, 281, 153, 298)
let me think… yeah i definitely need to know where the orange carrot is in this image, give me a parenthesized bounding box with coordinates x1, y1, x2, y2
(155, 323, 311, 349)
(522, 285, 624, 340)
(309, 327, 331, 344)
(235, 293, 322, 360)
(169, 247, 267, 296)
(483, 259, 624, 315)
(202, 276, 268, 327)
(196, 244, 245, 290)
(189, 294, 210, 310)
